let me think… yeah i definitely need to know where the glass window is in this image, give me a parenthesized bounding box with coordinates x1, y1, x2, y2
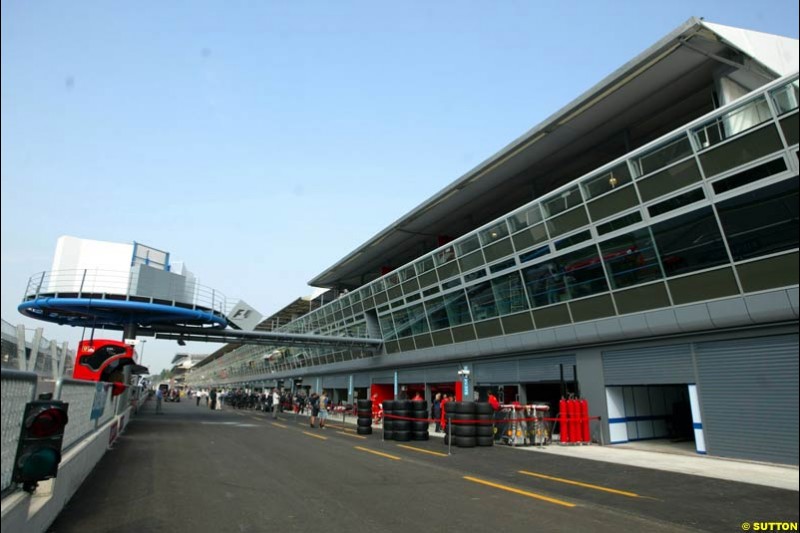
(406, 303, 429, 335)
(716, 177, 799, 261)
(425, 296, 449, 331)
(385, 272, 401, 287)
(543, 186, 582, 217)
(489, 258, 516, 273)
(442, 278, 461, 290)
(491, 272, 529, 315)
(466, 281, 498, 321)
(435, 245, 456, 266)
(455, 235, 481, 257)
(379, 314, 395, 340)
(512, 222, 548, 252)
(633, 136, 693, 177)
(600, 228, 663, 289)
(693, 96, 772, 148)
(464, 269, 487, 282)
(522, 245, 608, 307)
(415, 256, 435, 275)
(554, 230, 592, 251)
(399, 266, 416, 282)
(508, 204, 543, 232)
(597, 211, 643, 236)
(561, 246, 609, 299)
(392, 309, 412, 338)
(479, 222, 510, 246)
(651, 206, 729, 277)
(770, 80, 799, 116)
(522, 260, 569, 307)
(444, 290, 472, 326)
(647, 188, 705, 218)
(711, 158, 788, 195)
(583, 163, 632, 199)
(422, 286, 440, 297)
(519, 245, 550, 264)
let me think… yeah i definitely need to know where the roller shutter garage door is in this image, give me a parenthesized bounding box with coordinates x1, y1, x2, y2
(603, 344, 693, 385)
(695, 334, 798, 465)
(322, 375, 348, 389)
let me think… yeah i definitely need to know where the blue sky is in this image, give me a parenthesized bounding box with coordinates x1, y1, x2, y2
(2, 0, 798, 374)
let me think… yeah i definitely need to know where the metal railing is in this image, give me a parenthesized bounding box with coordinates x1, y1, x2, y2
(21, 268, 230, 317)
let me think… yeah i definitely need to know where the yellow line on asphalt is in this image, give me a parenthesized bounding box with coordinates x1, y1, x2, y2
(463, 476, 576, 508)
(303, 431, 328, 440)
(271, 422, 288, 429)
(518, 471, 640, 498)
(396, 444, 448, 457)
(354, 446, 401, 461)
(337, 431, 367, 440)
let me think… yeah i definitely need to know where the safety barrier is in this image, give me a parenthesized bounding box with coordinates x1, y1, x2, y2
(0, 370, 38, 493)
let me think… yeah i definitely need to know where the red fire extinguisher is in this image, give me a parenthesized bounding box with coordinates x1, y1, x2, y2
(559, 398, 569, 444)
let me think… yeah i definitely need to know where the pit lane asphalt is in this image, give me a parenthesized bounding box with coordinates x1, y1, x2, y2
(47, 399, 798, 533)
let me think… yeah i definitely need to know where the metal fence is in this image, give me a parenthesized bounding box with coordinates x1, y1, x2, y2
(1, 318, 73, 377)
(0, 370, 37, 493)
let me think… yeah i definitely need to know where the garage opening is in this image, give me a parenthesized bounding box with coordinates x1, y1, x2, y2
(606, 384, 696, 452)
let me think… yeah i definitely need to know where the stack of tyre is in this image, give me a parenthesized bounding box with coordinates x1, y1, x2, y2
(391, 400, 412, 441)
(382, 400, 395, 440)
(356, 399, 373, 435)
(474, 402, 494, 447)
(410, 400, 429, 441)
(449, 401, 476, 448)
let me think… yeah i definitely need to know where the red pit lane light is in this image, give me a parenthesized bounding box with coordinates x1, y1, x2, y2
(12, 400, 70, 493)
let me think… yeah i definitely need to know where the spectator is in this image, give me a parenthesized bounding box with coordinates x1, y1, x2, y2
(318, 391, 330, 429)
(271, 388, 281, 419)
(155, 387, 164, 414)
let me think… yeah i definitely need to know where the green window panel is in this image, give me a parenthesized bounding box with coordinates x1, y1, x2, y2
(387, 285, 403, 301)
(668, 267, 740, 304)
(587, 185, 639, 221)
(402, 278, 420, 295)
(569, 294, 616, 322)
(512, 223, 548, 252)
(637, 159, 702, 203)
(699, 125, 783, 178)
(479, 221, 510, 246)
(779, 114, 798, 147)
(444, 290, 472, 326)
(483, 238, 514, 262)
(475, 318, 504, 339)
(613, 282, 672, 314)
(451, 324, 477, 343)
(418, 270, 439, 288)
(456, 235, 481, 257)
(583, 163, 633, 200)
(413, 334, 434, 350)
(437, 261, 460, 281)
(711, 157, 787, 195)
(431, 329, 454, 346)
(501, 311, 534, 334)
(385, 341, 401, 354)
(458, 250, 486, 272)
(544, 186, 582, 217)
(532, 304, 571, 328)
(546, 207, 589, 238)
(398, 338, 415, 352)
(737, 252, 799, 292)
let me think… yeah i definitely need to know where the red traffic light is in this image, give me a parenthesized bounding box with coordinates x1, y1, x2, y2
(27, 407, 69, 438)
(13, 400, 70, 492)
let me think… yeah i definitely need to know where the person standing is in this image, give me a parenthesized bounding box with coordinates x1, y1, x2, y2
(210, 388, 218, 410)
(155, 387, 164, 414)
(195, 389, 201, 407)
(271, 388, 281, 419)
(432, 392, 442, 432)
(318, 391, 329, 429)
(309, 392, 320, 427)
(440, 394, 451, 437)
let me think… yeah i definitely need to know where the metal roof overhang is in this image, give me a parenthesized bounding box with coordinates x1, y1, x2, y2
(144, 324, 382, 350)
(309, 18, 783, 289)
